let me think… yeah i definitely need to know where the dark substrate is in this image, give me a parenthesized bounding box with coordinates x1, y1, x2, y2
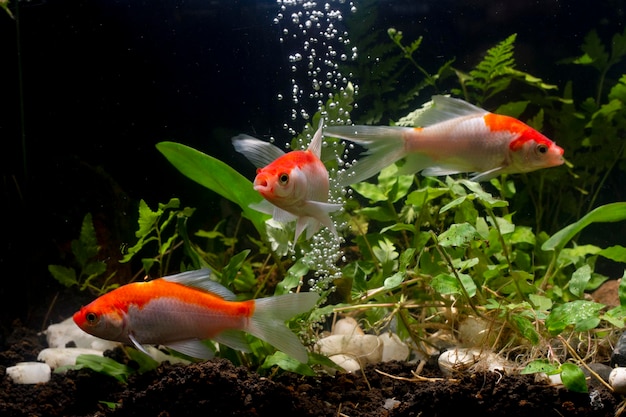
(0, 322, 621, 417)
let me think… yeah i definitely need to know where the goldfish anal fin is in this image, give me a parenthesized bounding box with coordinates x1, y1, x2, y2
(232, 134, 286, 168)
(165, 339, 215, 359)
(414, 95, 488, 126)
(213, 329, 252, 353)
(162, 269, 237, 300)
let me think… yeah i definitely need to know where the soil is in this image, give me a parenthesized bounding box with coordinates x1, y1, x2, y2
(0, 321, 622, 417)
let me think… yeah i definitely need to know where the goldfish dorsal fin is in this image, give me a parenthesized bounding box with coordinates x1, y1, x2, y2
(162, 269, 237, 300)
(307, 118, 325, 158)
(232, 134, 286, 168)
(413, 95, 488, 127)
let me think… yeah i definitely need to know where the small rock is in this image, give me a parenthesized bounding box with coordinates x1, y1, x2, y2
(611, 331, 626, 367)
(609, 367, 626, 394)
(37, 347, 104, 370)
(6, 362, 51, 384)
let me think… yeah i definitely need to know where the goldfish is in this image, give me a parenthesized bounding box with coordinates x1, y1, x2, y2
(325, 95, 565, 184)
(232, 119, 342, 242)
(73, 269, 319, 363)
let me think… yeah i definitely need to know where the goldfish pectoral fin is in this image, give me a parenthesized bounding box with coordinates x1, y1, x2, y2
(213, 330, 252, 353)
(232, 134, 286, 168)
(250, 199, 275, 215)
(469, 166, 506, 182)
(294, 217, 317, 242)
(128, 333, 153, 357)
(303, 201, 342, 237)
(165, 340, 215, 360)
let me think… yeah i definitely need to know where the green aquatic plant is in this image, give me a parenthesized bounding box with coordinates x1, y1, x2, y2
(48, 213, 117, 295)
(119, 198, 197, 278)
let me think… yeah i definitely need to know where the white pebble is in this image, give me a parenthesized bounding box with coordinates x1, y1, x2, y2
(6, 362, 51, 384)
(610, 367, 626, 394)
(37, 347, 103, 370)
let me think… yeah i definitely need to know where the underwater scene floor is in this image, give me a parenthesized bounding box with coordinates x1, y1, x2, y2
(0, 322, 619, 417)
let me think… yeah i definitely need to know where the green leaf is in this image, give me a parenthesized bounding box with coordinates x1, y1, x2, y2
(569, 264, 591, 298)
(545, 300, 604, 335)
(521, 359, 558, 374)
(351, 182, 388, 202)
(67, 354, 134, 383)
(259, 351, 316, 376)
(48, 265, 78, 288)
(384, 271, 405, 290)
(620, 272, 626, 306)
(221, 250, 251, 286)
(598, 245, 626, 263)
(542, 203, 626, 252)
(438, 223, 478, 247)
(560, 363, 588, 393)
(510, 315, 539, 345)
(73, 213, 99, 266)
(156, 142, 268, 237)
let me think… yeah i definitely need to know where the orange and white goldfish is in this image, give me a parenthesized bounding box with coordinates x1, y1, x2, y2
(325, 95, 565, 184)
(73, 269, 319, 363)
(232, 119, 341, 242)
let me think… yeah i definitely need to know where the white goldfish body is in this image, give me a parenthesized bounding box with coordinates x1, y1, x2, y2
(73, 269, 319, 363)
(232, 119, 341, 242)
(325, 95, 565, 184)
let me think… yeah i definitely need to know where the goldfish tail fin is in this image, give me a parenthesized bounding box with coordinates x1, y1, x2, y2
(325, 125, 410, 185)
(248, 292, 320, 363)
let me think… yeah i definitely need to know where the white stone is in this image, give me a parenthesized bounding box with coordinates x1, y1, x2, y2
(379, 333, 409, 362)
(37, 347, 103, 370)
(316, 333, 383, 370)
(332, 317, 364, 336)
(6, 362, 51, 384)
(609, 367, 626, 394)
(458, 316, 496, 347)
(44, 317, 119, 351)
(328, 354, 361, 373)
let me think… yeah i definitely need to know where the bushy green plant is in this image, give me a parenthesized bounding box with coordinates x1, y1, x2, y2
(48, 213, 117, 295)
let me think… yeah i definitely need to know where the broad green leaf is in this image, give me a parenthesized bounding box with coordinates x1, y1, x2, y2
(545, 300, 604, 335)
(351, 182, 388, 202)
(560, 363, 588, 393)
(598, 245, 626, 263)
(510, 315, 539, 345)
(438, 223, 478, 247)
(620, 271, 626, 306)
(156, 142, 268, 236)
(542, 203, 626, 252)
(569, 264, 591, 298)
(384, 271, 405, 290)
(259, 351, 316, 376)
(275, 258, 309, 295)
(406, 187, 449, 206)
(521, 359, 558, 374)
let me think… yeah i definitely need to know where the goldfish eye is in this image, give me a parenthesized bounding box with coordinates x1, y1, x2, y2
(537, 144, 548, 154)
(278, 173, 289, 185)
(85, 312, 99, 324)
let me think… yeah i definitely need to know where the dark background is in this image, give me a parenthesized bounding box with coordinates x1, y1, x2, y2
(1, 0, 624, 334)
